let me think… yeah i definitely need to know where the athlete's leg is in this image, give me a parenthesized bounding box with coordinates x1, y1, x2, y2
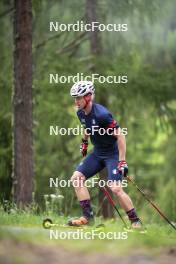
(69, 152, 104, 225)
(71, 152, 104, 201)
(71, 171, 89, 201)
(105, 157, 141, 226)
(108, 180, 134, 212)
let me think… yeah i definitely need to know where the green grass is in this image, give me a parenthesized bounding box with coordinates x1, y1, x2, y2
(0, 211, 175, 255)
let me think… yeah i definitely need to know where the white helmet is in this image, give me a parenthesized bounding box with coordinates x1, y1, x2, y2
(70, 81, 95, 97)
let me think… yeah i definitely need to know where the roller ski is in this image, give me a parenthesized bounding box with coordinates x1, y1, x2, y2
(42, 217, 104, 230)
(42, 218, 87, 229)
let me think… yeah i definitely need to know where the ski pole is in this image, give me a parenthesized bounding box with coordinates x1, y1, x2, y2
(127, 176, 176, 231)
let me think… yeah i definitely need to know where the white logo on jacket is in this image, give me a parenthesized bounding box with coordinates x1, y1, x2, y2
(92, 119, 96, 125)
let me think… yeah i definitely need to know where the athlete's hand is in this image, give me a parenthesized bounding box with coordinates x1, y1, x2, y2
(80, 138, 88, 157)
(118, 160, 128, 177)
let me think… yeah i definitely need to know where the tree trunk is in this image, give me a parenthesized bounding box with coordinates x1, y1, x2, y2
(12, 0, 34, 207)
(86, 0, 113, 218)
(85, 0, 102, 56)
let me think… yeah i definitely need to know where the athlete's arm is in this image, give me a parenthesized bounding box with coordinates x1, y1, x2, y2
(99, 109, 128, 176)
(114, 127, 126, 160)
(99, 112, 126, 159)
(113, 128, 128, 176)
(83, 130, 90, 141)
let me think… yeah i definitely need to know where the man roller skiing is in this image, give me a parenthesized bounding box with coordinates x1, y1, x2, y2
(68, 80, 142, 229)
